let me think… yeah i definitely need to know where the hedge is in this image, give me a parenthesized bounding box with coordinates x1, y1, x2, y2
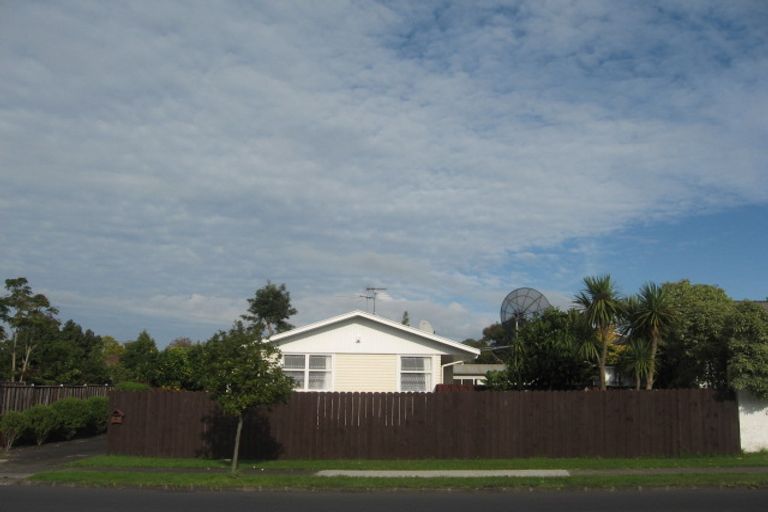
(0, 396, 109, 451)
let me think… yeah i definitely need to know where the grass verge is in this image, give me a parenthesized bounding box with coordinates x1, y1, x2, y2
(69, 453, 768, 471)
(30, 470, 768, 491)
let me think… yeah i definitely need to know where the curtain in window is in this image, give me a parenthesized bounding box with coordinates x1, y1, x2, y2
(284, 370, 305, 388)
(401, 372, 430, 392)
(308, 371, 329, 390)
(309, 355, 330, 370)
(401, 357, 431, 371)
(283, 354, 306, 369)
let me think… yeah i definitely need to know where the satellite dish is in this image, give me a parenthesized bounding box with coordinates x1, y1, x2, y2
(500, 287, 551, 335)
(418, 320, 434, 333)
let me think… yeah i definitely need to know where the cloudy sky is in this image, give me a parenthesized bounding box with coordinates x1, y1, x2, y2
(1, 1, 766, 345)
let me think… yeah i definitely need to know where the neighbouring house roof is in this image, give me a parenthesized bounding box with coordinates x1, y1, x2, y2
(270, 310, 481, 358)
(453, 364, 506, 376)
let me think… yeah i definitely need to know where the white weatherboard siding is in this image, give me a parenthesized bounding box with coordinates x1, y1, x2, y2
(738, 390, 768, 452)
(275, 317, 454, 356)
(333, 354, 397, 392)
(273, 312, 477, 392)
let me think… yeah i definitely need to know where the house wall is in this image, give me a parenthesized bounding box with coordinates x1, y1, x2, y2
(277, 316, 470, 392)
(738, 390, 768, 452)
(334, 354, 397, 392)
(276, 317, 457, 356)
(282, 352, 443, 392)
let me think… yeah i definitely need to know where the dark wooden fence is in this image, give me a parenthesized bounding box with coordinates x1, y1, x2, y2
(0, 383, 111, 415)
(108, 389, 740, 459)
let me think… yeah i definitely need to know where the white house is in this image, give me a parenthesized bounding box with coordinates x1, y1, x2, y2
(269, 310, 480, 392)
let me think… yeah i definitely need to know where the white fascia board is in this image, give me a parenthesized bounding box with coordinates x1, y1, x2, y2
(270, 310, 480, 357)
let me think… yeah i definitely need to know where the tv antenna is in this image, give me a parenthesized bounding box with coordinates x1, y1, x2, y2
(361, 287, 387, 314)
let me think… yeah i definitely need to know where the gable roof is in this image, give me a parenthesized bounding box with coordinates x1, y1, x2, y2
(270, 310, 480, 357)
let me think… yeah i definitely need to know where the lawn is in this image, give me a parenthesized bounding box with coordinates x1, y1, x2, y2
(68, 452, 768, 471)
(28, 452, 768, 491)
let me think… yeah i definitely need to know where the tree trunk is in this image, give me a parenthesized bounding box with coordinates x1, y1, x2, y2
(20, 341, 33, 384)
(10, 332, 17, 382)
(645, 332, 659, 391)
(231, 413, 244, 475)
(635, 368, 641, 391)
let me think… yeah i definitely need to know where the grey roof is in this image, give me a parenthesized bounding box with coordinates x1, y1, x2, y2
(453, 364, 506, 376)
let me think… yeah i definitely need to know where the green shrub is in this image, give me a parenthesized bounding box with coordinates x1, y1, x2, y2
(23, 405, 58, 446)
(51, 398, 90, 440)
(1, 411, 28, 452)
(85, 396, 109, 433)
(115, 381, 150, 391)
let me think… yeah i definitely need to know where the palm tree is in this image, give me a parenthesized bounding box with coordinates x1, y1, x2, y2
(628, 282, 677, 390)
(621, 337, 653, 390)
(574, 275, 622, 391)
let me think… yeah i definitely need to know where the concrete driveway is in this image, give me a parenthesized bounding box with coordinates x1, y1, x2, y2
(0, 435, 106, 484)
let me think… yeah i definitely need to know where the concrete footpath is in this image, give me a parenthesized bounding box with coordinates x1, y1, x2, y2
(317, 469, 571, 477)
(315, 467, 768, 478)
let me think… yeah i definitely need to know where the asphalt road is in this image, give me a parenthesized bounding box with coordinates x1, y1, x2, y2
(0, 487, 766, 512)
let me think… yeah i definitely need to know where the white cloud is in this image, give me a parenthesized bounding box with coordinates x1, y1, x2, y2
(1, 1, 766, 342)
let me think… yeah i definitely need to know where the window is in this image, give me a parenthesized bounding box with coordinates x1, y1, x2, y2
(400, 356, 432, 392)
(283, 354, 331, 391)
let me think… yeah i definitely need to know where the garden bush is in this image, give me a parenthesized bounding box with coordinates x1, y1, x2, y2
(51, 398, 91, 440)
(115, 381, 150, 391)
(1, 411, 28, 452)
(23, 405, 58, 446)
(85, 396, 109, 433)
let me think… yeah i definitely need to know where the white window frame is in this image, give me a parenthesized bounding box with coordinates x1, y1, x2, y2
(398, 355, 434, 392)
(282, 353, 333, 391)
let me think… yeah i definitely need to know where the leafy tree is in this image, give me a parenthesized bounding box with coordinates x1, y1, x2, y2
(153, 342, 206, 391)
(121, 331, 159, 384)
(619, 337, 652, 390)
(168, 337, 193, 349)
(574, 275, 622, 390)
(475, 322, 516, 364)
(102, 335, 126, 383)
(625, 283, 677, 390)
(726, 302, 768, 398)
(241, 282, 297, 337)
(32, 320, 109, 384)
(0, 277, 59, 382)
(462, 337, 501, 364)
(485, 309, 596, 390)
(656, 280, 733, 390)
(202, 322, 294, 474)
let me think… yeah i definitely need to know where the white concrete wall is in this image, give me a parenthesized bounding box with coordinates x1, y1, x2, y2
(738, 390, 768, 452)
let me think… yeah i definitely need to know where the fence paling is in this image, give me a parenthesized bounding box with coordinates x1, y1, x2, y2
(0, 383, 110, 415)
(106, 389, 740, 459)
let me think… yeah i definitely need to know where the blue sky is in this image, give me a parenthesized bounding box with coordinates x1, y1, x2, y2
(1, 1, 766, 345)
